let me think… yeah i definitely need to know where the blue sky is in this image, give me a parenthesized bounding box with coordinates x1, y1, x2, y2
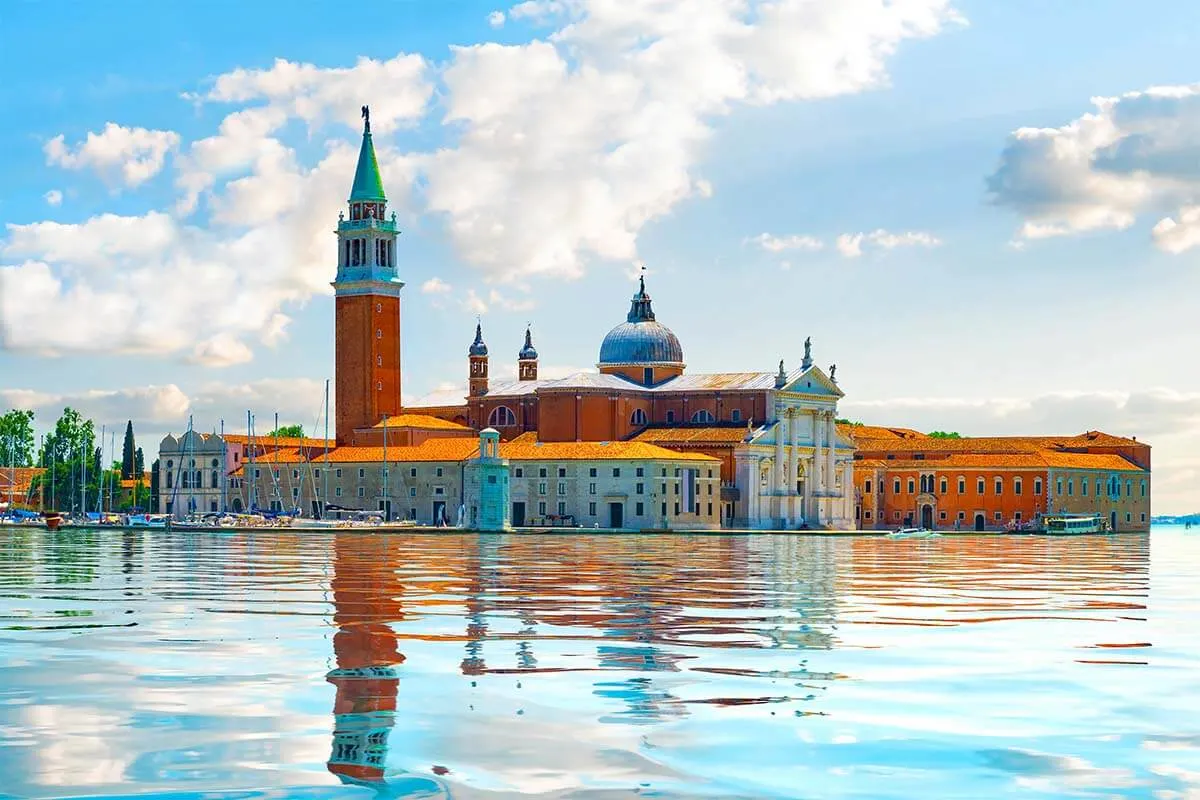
(2, 0, 1199, 510)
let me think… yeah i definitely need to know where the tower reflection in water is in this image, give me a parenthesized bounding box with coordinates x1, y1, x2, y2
(325, 535, 447, 796)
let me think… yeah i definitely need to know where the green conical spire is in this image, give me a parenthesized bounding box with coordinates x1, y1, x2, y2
(349, 106, 386, 202)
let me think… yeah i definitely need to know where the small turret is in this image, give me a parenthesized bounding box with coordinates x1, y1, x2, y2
(518, 326, 538, 381)
(469, 322, 489, 396)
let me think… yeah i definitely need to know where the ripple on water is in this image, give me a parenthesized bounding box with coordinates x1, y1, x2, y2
(0, 527, 1197, 799)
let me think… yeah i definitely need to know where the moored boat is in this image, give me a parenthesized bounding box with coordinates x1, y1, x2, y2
(1039, 513, 1108, 535)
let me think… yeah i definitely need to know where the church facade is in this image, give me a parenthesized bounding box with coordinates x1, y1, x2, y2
(247, 107, 857, 530)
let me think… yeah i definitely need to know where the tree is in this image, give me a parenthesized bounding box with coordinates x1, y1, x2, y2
(0, 409, 35, 467)
(33, 408, 96, 513)
(928, 431, 961, 439)
(121, 420, 136, 479)
(150, 458, 160, 511)
(134, 447, 145, 476)
(267, 424, 304, 438)
(835, 418, 864, 427)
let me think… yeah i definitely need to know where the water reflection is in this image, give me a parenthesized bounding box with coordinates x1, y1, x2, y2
(0, 527, 1194, 799)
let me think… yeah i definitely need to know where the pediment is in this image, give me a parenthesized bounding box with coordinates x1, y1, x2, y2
(781, 366, 844, 398)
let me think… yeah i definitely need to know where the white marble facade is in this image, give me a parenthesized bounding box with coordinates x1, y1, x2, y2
(732, 366, 855, 530)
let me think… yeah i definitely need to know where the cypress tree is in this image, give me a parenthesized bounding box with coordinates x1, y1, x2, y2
(121, 421, 136, 479)
(134, 447, 144, 477)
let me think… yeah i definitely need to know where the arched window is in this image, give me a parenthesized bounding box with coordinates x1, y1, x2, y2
(691, 409, 714, 423)
(211, 470, 218, 487)
(211, 458, 219, 468)
(730, 409, 741, 422)
(666, 411, 676, 423)
(488, 406, 517, 427)
(166, 460, 173, 470)
(630, 409, 648, 426)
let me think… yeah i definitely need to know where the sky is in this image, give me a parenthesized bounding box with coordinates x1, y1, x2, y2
(1, 0, 1199, 512)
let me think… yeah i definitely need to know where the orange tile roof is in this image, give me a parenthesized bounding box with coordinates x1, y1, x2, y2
(851, 459, 890, 469)
(499, 440, 718, 462)
(319, 438, 483, 464)
(222, 434, 333, 449)
(873, 452, 1144, 472)
(1039, 452, 1144, 472)
(0, 467, 44, 494)
(242, 448, 309, 464)
(508, 431, 539, 443)
(372, 414, 470, 431)
(838, 424, 926, 440)
(631, 427, 750, 444)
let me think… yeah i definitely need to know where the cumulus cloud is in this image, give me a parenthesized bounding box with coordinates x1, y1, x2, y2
(0, 384, 191, 430)
(751, 233, 824, 253)
(423, 0, 963, 279)
(421, 277, 452, 294)
(43, 190, 62, 207)
(835, 229, 941, 257)
(44, 122, 180, 187)
(988, 82, 1200, 251)
(488, 10, 506, 27)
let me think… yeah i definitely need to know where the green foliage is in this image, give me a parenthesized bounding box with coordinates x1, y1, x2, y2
(121, 421, 136, 479)
(150, 458, 160, 509)
(835, 418, 863, 426)
(267, 424, 305, 438)
(31, 408, 97, 512)
(928, 431, 961, 439)
(134, 447, 145, 476)
(0, 409, 36, 467)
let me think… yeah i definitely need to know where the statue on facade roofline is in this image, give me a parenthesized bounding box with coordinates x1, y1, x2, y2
(830, 364, 837, 381)
(804, 336, 811, 360)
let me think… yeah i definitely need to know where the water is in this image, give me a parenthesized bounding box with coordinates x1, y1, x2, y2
(0, 527, 1197, 799)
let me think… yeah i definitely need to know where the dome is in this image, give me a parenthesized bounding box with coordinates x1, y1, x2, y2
(469, 322, 488, 357)
(597, 277, 684, 367)
(519, 326, 538, 360)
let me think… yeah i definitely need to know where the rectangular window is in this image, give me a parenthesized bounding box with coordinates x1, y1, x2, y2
(1035, 478, 1042, 495)
(977, 478, 985, 494)
(1056, 478, 1063, 496)
(410, 467, 417, 478)
(1126, 480, 1132, 497)
(636, 502, 644, 515)
(538, 501, 546, 515)
(636, 467, 644, 477)
(409, 487, 416, 497)
(433, 487, 444, 496)
(894, 511, 901, 520)
(587, 468, 595, 477)
(273, 469, 280, 479)
(939, 511, 947, 520)
(1141, 512, 1146, 523)
(335, 487, 343, 497)
(939, 477, 947, 494)
(1096, 478, 1102, 496)
(1126, 512, 1131, 523)
(674, 503, 680, 515)
(661, 468, 667, 477)
(358, 487, 365, 497)
(1015, 512, 1022, 521)
(865, 510, 872, 520)
(707, 483, 713, 495)
(958, 477, 965, 493)
(558, 501, 566, 515)
(995, 478, 1003, 495)
(538, 482, 547, 495)
(589, 502, 597, 515)
(661, 482, 667, 494)
(589, 483, 597, 495)
(558, 467, 566, 478)
(557, 482, 566, 495)
(515, 467, 523, 478)
(662, 502, 667, 516)
(994, 511, 1002, 520)
(292, 488, 299, 499)
(1141, 480, 1146, 497)
(865, 480, 872, 494)
(893, 479, 901, 494)
(1067, 480, 1074, 496)
(539, 468, 547, 478)
(254, 468, 261, 479)
(436, 468, 443, 478)
(612, 468, 620, 478)
(292, 469, 300, 480)
(958, 511, 965, 520)
(707, 503, 713, 516)
(336, 468, 342, 478)
(636, 483, 644, 495)
(410, 507, 417, 520)
(358, 468, 365, 479)
(1081, 479, 1087, 497)
(314, 468, 321, 479)
(907, 478, 914, 493)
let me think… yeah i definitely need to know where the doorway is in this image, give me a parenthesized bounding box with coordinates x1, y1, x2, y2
(921, 504, 933, 530)
(432, 500, 447, 526)
(609, 502, 624, 529)
(378, 499, 392, 520)
(974, 513, 985, 532)
(1110, 510, 1117, 532)
(512, 501, 526, 527)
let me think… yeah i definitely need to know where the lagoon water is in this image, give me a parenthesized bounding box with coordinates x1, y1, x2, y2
(0, 527, 1198, 799)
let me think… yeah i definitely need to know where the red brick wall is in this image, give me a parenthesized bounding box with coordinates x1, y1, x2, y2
(335, 295, 403, 443)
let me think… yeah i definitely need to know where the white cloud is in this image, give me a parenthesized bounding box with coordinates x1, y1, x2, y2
(0, 384, 191, 431)
(841, 388, 1200, 513)
(988, 82, 1200, 251)
(751, 233, 824, 253)
(462, 289, 489, 315)
(421, 277, 452, 294)
(44, 123, 180, 187)
(186, 334, 255, 368)
(836, 229, 941, 257)
(200, 54, 432, 134)
(488, 10, 506, 27)
(43, 190, 62, 207)
(423, 0, 963, 280)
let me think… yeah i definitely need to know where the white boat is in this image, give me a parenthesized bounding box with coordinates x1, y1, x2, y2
(1040, 513, 1108, 535)
(128, 514, 168, 529)
(887, 527, 939, 539)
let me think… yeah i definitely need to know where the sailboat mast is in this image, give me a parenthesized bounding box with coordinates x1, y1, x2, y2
(80, 436, 86, 517)
(248, 411, 256, 511)
(382, 414, 389, 519)
(220, 419, 227, 513)
(323, 379, 330, 519)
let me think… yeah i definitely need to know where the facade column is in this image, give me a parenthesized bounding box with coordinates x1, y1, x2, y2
(826, 411, 837, 525)
(748, 456, 762, 527)
(789, 408, 801, 525)
(773, 409, 785, 527)
(811, 411, 823, 523)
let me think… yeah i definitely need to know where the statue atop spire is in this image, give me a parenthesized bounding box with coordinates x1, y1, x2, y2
(361, 104, 370, 133)
(349, 104, 385, 203)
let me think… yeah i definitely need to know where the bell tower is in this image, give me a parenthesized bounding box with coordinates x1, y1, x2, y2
(333, 105, 403, 444)
(469, 322, 489, 397)
(518, 326, 538, 381)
